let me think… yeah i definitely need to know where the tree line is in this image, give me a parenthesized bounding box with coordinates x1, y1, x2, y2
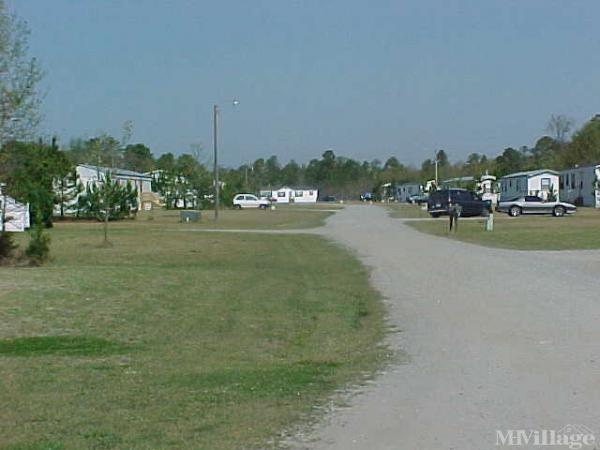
(5, 111, 596, 218)
(56, 111, 600, 205)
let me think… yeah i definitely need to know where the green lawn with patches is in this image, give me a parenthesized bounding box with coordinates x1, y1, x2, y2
(387, 203, 431, 219)
(0, 215, 385, 450)
(407, 207, 600, 250)
(139, 204, 337, 230)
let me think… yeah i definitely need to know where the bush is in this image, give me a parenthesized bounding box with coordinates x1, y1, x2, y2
(25, 224, 50, 265)
(0, 232, 17, 263)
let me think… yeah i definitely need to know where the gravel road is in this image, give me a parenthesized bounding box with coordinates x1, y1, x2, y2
(289, 204, 600, 450)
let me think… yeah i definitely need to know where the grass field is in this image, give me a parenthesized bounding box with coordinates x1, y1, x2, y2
(152, 204, 338, 230)
(406, 207, 600, 250)
(0, 213, 386, 450)
(387, 203, 431, 219)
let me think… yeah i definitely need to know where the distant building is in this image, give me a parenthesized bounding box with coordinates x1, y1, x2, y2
(0, 187, 30, 232)
(559, 164, 600, 207)
(395, 183, 422, 202)
(55, 165, 155, 215)
(260, 186, 318, 204)
(77, 165, 153, 205)
(478, 173, 498, 207)
(499, 169, 559, 201)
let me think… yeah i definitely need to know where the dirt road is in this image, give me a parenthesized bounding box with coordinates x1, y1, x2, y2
(290, 205, 600, 449)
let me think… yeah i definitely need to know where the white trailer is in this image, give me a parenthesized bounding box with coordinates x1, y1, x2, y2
(559, 164, 600, 207)
(0, 191, 30, 232)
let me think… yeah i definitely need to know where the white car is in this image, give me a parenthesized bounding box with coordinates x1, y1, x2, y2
(232, 194, 270, 209)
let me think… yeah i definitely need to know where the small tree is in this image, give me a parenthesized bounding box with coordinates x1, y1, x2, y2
(0, 231, 16, 262)
(25, 221, 50, 265)
(54, 169, 81, 218)
(76, 172, 138, 244)
(53, 141, 81, 218)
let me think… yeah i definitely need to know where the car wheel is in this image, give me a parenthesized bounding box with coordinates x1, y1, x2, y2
(553, 205, 566, 217)
(509, 206, 521, 217)
(430, 213, 440, 218)
(235, 204, 242, 210)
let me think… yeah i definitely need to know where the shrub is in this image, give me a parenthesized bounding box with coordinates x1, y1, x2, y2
(25, 224, 50, 265)
(0, 232, 17, 263)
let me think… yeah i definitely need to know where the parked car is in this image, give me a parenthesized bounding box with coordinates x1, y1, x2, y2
(232, 194, 270, 209)
(497, 195, 576, 217)
(360, 192, 374, 201)
(407, 193, 429, 205)
(427, 189, 491, 218)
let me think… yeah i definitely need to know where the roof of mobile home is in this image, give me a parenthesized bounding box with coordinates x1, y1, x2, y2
(500, 169, 559, 179)
(79, 164, 152, 180)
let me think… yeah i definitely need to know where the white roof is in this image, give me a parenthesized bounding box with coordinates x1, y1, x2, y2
(501, 169, 559, 179)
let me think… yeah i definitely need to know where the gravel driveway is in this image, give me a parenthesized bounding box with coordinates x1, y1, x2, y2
(290, 204, 600, 450)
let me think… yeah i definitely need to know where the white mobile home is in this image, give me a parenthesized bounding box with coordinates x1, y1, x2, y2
(0, 190, 30, 232)
(290, 187, 318, 203)
(559, 164, 600, 207)
(77, 165, 153, 205)
(395, 183, 422, 202)
(261, 186, 318, 204)
(499, 170, 559, 201)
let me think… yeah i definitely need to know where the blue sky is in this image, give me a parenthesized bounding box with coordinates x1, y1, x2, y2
(10, 0, 600, 167)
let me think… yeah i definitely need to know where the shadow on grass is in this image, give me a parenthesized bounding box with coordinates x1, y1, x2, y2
(0, 335, 130, 357)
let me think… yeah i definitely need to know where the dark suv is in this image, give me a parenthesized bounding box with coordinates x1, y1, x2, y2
(427, 189, 490, 218)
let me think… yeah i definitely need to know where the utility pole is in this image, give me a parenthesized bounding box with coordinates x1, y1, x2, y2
(212, 99, 239, 220)
(213, 104, 219, 221)
(434, 150, 439, 188)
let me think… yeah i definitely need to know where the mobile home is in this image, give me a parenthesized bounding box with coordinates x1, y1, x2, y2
(559, 164, 600, 207)
(395, 183, 422, 202)
(77, 165, 153, 202)
(0, 189, 30, 232)
(499, 170, 559, 201)
(261, 186, 318, 204)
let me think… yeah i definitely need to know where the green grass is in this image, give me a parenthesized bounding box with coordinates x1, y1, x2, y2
(0, 213, 385, 450)
(407, 207, 600, 250)
(132, 204, 336, 230)
(387, 203, 431, 219)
